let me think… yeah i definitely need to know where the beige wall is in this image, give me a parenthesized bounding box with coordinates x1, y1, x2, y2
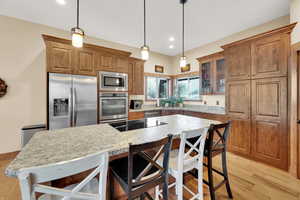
(0, 15, 172, 154)
(291, 0, 300, 44)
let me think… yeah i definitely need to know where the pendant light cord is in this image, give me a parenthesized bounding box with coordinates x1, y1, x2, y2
(182, 1, 185, 57)
(77, 0, 79, 28)
(144, 0, 146, 46)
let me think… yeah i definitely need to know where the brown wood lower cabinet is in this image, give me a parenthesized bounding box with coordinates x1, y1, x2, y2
(227, 119, 251, 157)
(161, 110, 183, 116)
(128, 111, 145, 120)
(251, 77, 288, 170)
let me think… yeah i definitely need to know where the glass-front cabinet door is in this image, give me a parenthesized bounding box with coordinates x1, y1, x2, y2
(198, 52, 225, 95)
(215, 58, 225, 94)
(200, 62, 212, 95)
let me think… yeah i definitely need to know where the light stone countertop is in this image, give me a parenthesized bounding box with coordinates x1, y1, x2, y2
(6, 115, 220, 177)
(129, 106, 226, 115)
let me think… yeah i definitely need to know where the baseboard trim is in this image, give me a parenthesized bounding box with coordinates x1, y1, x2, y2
(0, 151, 20, 160)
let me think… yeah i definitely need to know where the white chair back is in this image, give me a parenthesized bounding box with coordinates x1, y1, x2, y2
(177, 129, 208, 173)
(17, 151, 109, 200)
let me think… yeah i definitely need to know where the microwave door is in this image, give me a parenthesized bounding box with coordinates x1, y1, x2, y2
(48, 73, 73, 130)
(72, 75, 97, 127)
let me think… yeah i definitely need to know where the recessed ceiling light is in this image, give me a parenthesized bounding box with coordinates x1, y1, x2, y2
(56, 0, 66, 5)
(169, 37, 175, 42)
(169, 45, 174, 49)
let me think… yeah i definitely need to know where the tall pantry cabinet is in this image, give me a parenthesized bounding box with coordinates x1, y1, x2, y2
(222, 24, 296, 170)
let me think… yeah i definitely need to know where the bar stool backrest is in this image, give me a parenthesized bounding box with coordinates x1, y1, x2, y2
(17, 151, 109, 200)
(128, 135, 173, 191)
(178, 129, 208, 172)
(206, 121, 231, 154)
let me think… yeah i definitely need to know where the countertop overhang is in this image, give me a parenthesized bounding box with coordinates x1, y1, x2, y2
(6, 115, 221, 177)
(129, 106, 226, 115)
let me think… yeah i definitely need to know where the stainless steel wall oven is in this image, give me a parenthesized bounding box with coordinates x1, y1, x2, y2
(99, 92, 128, 122)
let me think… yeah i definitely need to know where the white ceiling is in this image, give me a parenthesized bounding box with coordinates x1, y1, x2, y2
(0, 0, 289, 56)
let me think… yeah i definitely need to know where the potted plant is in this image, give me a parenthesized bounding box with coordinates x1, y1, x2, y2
(177, 97, 184, 108)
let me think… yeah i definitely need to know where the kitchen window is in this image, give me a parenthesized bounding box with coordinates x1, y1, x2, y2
(146, 76, 170, 100)
(175, 76, 200, 100)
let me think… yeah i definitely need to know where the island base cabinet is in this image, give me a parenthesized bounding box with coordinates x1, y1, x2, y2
(227, 119, 251, 157)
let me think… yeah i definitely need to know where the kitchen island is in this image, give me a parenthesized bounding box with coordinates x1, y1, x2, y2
(6, 114, 221, 177)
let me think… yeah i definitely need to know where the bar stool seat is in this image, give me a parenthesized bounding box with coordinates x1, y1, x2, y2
(157, 149, 196, 175)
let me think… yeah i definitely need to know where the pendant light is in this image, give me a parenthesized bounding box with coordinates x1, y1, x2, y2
(180, 0, 187, 68)
(140, 0, 150, 60)
(71, 0, 84, 48)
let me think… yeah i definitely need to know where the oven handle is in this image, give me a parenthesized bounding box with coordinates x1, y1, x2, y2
(100, 119, 128, 124)
(99, 97, 128, 100)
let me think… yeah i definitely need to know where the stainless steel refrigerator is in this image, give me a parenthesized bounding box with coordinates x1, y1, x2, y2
(48, 73, 97, 130)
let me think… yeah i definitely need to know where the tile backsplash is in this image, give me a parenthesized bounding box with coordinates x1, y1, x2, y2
(129, 95, 225, 107)
(184, 95, 225, 107)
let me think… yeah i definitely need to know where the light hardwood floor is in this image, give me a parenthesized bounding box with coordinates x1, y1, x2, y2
(1, 153, 300, 200)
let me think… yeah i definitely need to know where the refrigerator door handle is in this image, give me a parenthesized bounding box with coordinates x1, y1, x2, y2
(74, 88, 78, 126)
(69, 87, 73, 127)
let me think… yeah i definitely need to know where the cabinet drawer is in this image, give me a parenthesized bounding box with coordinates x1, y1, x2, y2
(128, 112, 145, 120)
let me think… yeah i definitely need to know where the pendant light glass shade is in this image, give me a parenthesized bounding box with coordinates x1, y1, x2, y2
(71, 0, 84, 48)
(180, 56, 187, 67)
(141, 45, 150, 60)
(71, 27, 84, 48)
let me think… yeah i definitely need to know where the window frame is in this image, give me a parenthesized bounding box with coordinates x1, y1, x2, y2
(145, 76, 171, 101)
(175, 76, 201, 101)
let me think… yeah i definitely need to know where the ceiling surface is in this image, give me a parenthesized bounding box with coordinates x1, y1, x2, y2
(0, 0, 289, 56)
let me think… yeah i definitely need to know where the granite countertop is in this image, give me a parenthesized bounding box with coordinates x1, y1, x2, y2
(6, 115, 220, 177)
(129, 105, 226, 115)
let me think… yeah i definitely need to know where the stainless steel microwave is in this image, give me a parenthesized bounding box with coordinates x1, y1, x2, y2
(99, 71, 128, 91)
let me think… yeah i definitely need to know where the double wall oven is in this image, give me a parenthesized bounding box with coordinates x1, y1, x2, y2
(98, 71, 129, 123)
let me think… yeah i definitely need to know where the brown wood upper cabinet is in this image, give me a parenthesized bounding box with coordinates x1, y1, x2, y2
(116, 56, 129, 73)
(225, 42, 251, 81)
(46, 42, 75, 74)
(94, 52, 116, 72)
(128, 58, 145, 95)
(251, 33, 289, 79)
(43, 35, 132, 76)
(74, 48, 96, 76)
(197, 51, 225, 95)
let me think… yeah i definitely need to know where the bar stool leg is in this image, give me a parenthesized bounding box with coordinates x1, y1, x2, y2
(207, 155, 216, 200)
(197, 161, 203, 200)
(155, 186, 160, 200)
(109, 169, 114, 200)
(162, 174, 169, 200)
(222, 151, 233, 199)
(176, 173, 183, 200)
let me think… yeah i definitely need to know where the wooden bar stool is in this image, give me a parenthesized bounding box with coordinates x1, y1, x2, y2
(109, 135, 173, 200)
(203, 122, 233, 200)
(17, 151, 109, 200)
(155, 129, 208, 200)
